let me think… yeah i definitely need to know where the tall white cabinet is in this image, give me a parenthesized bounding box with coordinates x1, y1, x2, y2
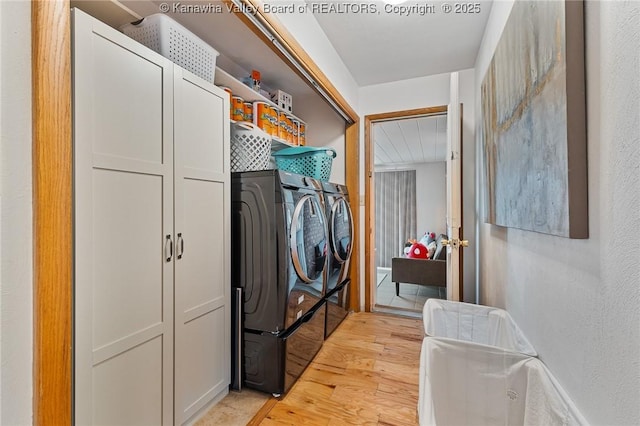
(73, 9, 230, 425)
(173, 67, 231, 423)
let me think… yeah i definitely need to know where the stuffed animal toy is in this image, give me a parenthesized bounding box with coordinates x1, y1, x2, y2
(419, 232, 436, 246)
(403, 238, 417, 256)
(407, 242, 428, 259)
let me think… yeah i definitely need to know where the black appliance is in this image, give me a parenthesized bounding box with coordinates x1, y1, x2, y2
(321, 182, 354, 339)
(231, 170, 328, 396)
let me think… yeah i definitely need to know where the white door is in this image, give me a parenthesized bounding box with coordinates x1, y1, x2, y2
(73, 9, 174, 425)
(446, 72, 463, 302)
(173, 68, 231, 424)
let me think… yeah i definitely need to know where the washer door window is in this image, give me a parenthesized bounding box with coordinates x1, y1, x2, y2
(290, 194, 327, 284)
(330, 197, 353, 264)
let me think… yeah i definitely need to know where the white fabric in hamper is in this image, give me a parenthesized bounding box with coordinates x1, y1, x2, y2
(422, 299, 537, 356)
(418, 337, 588, 426)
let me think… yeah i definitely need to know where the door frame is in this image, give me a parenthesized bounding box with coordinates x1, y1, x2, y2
(32, 1, 359, 423)
(364, 106, 463, 311)
(32, 1, 73, 424)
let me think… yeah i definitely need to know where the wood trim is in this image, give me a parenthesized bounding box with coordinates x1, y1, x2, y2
(246, 397, 279, 425)
(345, 122, 360, 311)
(364, 116, 373, 312)
(240, 0, 359, 124)
(364, 106, 448, 123)
(32, 1, 73, 424)
(364, 106, 448, 312)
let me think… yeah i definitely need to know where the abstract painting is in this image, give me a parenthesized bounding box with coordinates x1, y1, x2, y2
(481, 0, 588, 238)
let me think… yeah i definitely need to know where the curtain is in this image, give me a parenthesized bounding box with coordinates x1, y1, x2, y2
(375, 170, 417, 268)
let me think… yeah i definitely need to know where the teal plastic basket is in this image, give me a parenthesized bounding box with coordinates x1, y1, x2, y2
(272, 146, 337, 181)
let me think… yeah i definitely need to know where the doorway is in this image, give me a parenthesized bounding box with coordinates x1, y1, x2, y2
(364, 106, 450, 313)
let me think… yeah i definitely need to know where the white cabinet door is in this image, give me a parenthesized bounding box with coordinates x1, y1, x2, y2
(173, 67, 231, 424)
(73, 9, 174, 425)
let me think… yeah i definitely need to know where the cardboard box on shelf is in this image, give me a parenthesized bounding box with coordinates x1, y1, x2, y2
(271, 90, 292, 113)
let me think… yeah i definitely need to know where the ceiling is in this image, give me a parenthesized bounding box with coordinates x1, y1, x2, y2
(311, 0, 493, 86)
(309, 0, 492, 165)
(77, 0, 493, 91)
(373, 114, 447, 167)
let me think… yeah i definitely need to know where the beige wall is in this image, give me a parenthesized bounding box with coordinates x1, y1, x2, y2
(475, 1, 640, 424)
(0, 1, 33, 424)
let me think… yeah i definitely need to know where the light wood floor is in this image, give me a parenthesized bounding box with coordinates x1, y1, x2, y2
(251, 312, 424, 425)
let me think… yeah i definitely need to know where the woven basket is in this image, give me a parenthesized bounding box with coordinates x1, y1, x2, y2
(230, 122, 271, 172)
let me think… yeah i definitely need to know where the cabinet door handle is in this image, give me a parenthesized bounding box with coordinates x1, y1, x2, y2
(177, 233, 184, 259)
(165, 235, 173, 262)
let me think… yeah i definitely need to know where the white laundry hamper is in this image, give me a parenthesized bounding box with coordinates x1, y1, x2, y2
(230, 122, 271, 172)
(422, 298, 537, 356)
(418, 337, 588, 426)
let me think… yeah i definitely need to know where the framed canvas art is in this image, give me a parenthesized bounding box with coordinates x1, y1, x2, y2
(481, 0, 588, 238)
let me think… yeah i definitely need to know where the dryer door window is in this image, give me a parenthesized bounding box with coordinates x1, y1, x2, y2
(330, 197, 353, 263)
(290, 194, 327, 283)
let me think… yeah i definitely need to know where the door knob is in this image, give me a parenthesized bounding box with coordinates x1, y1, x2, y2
(441, 238, 468, 248)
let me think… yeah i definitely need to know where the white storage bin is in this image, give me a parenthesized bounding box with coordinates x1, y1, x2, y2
(121, 14, 219, 82)
(419, 337, 587, 426)
(423, 299, 537, 356)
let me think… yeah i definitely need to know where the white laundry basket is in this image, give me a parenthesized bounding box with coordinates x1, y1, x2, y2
(230, 122, 271, 172)
(418, 337, 587, 426)
(121, 14, 219, 82)
(422, 299, 537, 356)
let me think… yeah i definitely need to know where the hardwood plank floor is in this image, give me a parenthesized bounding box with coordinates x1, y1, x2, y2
(256, 312, 424, 425)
